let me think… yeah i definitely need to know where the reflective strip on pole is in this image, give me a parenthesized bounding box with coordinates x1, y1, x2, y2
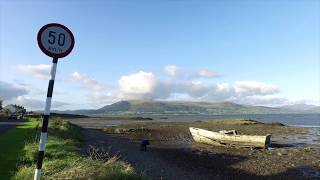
(34, 58, 58, 180)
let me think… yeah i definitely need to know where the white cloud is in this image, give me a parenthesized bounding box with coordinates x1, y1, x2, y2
(234, 81, 279, 96)
(70, 72, 109, 91)
(6, 96, 69, 110)
(11, 65, 298, 108)
(237, 95, 290, 106)
(164, 65, 219, 79)
(235, 95, 314, 107)
(196, 69, 219, 78)
(0, 81, 29, 100)
(118, 71, 156, 98)
(186, 82, 211, 98)
(16, 64, 51, 79)
(113, 70, 280, 105)
(164, 65, 179, 76)
(50, 68, 286, 107)
(89, 92, 117, 105)
(210, 81, 279, 99)
(0, 76, 287, 108)
(68, 72, 111, 107)
(166, 80, 278, 101)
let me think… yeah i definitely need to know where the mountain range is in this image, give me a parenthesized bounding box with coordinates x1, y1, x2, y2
(57, 100, 320, 115)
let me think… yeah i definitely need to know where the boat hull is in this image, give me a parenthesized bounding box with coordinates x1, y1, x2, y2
(189, 127, 271, 148)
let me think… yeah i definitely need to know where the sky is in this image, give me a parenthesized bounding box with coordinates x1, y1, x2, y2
(0, 0, 319, 110)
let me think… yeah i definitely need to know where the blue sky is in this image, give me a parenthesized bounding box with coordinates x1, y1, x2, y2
(0, 0, 319, 110)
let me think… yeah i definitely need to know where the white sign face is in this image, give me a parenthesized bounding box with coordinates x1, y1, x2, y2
(37, 23, 74, 58)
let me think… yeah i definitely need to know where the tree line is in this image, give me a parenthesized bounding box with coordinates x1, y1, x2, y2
(0, 99, 27, 120)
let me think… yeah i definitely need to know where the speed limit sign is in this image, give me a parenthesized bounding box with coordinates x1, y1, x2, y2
(37, 23, 75, 58)
(35, 23, 74, 180)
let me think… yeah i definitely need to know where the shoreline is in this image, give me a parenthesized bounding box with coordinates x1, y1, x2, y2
(69, 117, 320, 146)
(292, 125, 320, 128)
(69, 113, 320, 127)
(79, 119, 320, 179)
(71, 118, 320, 179)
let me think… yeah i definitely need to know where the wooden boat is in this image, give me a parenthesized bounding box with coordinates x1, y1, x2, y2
(189, 127, 271, 149)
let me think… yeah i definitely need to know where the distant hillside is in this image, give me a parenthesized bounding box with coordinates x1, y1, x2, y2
(57, 100, 320, 115)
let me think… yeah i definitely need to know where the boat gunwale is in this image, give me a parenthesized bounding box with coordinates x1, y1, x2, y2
(189, 127, 271, 148)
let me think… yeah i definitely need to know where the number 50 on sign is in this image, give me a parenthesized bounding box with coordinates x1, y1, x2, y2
(37, 23, 75, 58)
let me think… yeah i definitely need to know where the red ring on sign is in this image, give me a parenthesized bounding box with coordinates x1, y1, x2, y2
(37, 23, 75, 58)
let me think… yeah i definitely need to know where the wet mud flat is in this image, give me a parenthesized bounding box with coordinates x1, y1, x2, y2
(100, 119, 320, 179)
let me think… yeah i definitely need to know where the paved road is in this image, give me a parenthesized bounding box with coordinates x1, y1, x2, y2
(0, 120, 23, 135)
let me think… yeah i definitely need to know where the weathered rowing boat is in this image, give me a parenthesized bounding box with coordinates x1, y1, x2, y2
(189, 127, 271, 148)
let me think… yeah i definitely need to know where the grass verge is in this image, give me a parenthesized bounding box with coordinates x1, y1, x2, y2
(12, 118, 144, 180)
(0, 119, 39, 179)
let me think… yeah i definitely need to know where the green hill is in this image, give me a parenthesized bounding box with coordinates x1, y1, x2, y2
(58, 100, 320, 115)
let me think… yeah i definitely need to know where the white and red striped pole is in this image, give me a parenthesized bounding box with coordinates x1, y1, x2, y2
(34, 57, 58, 180)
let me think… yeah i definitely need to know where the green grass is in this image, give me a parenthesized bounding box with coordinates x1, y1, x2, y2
(11, 118, 144, 180)
(0, 119, 39, 179)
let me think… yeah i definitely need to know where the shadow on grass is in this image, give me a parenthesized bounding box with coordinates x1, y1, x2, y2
(0, 120, 39, 179)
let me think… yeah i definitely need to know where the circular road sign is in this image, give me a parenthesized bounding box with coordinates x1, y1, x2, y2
(37, 23, 75, 58)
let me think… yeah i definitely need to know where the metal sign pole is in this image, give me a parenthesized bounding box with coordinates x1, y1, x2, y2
(34, 57, 58, 180)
